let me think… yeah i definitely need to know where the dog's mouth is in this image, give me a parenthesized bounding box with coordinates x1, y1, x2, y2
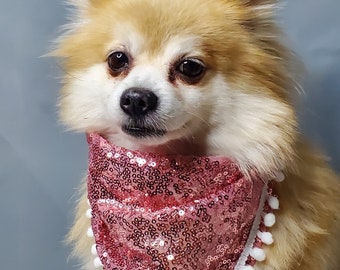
(122, 124, 166, 138)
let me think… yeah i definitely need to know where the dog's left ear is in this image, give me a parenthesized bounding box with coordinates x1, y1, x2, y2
(240, 0, 277, 24)
(228, 0, 278, 32)
(242, 0, 277, 6)
(241, 0, 277, 15)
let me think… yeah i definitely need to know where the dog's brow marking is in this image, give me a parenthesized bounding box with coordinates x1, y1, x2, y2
(162, 36, 202, 62)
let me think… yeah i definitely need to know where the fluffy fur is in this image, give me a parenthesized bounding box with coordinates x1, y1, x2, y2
(54, 0, 340, 269)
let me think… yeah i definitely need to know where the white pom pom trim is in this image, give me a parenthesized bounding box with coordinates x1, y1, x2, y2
(93, 257, 103, 268)
(250, 247, 266, 262)
(87, 227, 94, 238)
(264, 213, 276, 227)
(91, 244, 98, 255)
(268, 196, 279, 210)
(274, 171, 285, 182)
(86, 208, 93, 218)
(257, 231, 274, 245)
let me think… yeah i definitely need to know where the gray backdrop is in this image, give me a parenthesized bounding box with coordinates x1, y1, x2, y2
(0, 1, 339, 269)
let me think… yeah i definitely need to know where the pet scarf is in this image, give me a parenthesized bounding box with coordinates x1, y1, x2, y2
(86, 133, 281, 270)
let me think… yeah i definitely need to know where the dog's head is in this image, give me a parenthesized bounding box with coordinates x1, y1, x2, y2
(55, 0, 297, 174)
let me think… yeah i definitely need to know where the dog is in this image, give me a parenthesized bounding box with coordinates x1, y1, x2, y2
(54, 0, 340, 269)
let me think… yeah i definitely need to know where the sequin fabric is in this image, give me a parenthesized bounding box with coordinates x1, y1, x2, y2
(87, 133, 266, 270)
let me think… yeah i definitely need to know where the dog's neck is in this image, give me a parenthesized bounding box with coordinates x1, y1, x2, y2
(105, 134, 208, 156)
(104, 132, 288, 178)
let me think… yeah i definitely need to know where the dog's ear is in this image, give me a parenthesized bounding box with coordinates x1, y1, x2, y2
(241, 0, 277, 20)
(243, 0, 277, 6)
(67, 0, 100, 11)
(235, 0, 278, 31)
(68, 0, 90, 9)
(68, 0, 106, 10)
(241, 0, 277, 15)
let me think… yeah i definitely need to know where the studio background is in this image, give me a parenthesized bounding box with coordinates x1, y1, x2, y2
(0, 1, 339, 269)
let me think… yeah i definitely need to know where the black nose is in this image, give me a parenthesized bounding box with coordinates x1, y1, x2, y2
(120, 88, 158, 117)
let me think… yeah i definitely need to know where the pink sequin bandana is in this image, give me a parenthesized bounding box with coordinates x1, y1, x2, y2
(86, 133, 278, 270)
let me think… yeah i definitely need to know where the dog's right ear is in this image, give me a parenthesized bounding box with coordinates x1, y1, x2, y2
(69, 0, 104, 9)
(68, 0, 89, 9)
(68, 0, 106, 10)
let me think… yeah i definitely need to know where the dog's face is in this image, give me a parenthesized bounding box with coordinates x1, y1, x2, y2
(56, 0, 297, 173)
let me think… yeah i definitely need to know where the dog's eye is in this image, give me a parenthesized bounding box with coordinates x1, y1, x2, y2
(176, 58, 205, 83)
(108, 51, 129, 75)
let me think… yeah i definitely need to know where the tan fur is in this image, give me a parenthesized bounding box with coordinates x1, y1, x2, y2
(55, 0, 340, 269)
(259, 141, 340, 269)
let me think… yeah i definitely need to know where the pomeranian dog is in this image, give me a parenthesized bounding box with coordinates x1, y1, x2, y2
(54, 0, 340, 269)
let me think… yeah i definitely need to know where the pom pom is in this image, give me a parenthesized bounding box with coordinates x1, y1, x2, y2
(93, 257, 103, 268)
(268, 196, 279, 210)
(264, 213, 276, 227)
(87, 227, 94, 238)
(86, 208, 93, 218)
(250, 247, 266, 261)
(274, 171, 285, 182)
(257, 231, 274, 245)
(91, 244, 98, 256)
